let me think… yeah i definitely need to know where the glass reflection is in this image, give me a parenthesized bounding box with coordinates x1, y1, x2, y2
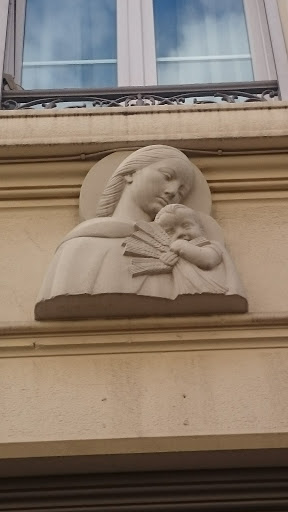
(153, 0, 254, 84)
(22, 0, 117, 89)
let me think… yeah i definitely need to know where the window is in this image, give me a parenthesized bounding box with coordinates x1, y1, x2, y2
(22, 0, 117, 89)
(154, 0, 254, 84)
(2, 0, 288, 98)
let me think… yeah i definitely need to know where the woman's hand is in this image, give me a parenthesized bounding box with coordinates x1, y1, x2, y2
(160, 250, 179, 267)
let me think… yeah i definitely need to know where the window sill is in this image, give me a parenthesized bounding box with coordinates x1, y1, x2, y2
(0, 99, 288, 161)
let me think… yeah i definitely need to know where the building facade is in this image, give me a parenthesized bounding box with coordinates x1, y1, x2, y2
(1, 1, 288, 509)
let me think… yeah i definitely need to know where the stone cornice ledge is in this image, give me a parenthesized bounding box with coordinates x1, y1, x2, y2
(2, 153, 288, 203)
(1, 313, 288, 358)
(1, 433, 288, 461)
(1, 102, 288, 158)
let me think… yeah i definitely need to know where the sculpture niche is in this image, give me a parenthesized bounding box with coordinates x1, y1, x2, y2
(35, 145, 247, 320)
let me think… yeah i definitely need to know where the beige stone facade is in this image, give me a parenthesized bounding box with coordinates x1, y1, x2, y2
(1, 99, 288, 476)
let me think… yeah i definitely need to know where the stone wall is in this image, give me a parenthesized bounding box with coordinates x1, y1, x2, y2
(1, 103, 288, 469)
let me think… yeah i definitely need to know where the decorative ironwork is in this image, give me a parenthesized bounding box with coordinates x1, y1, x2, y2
(1, 80, 279, 110)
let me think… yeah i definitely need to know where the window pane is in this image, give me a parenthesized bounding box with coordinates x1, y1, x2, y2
(22, 64, 117, 90)
(22, 0, 117, 89)
(153, 0, 254, 84)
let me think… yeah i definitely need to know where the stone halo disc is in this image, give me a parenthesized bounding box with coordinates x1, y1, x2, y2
(80, 150, 212, 221)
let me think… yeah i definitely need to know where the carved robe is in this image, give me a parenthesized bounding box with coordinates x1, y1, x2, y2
(35, 217, 247, 319)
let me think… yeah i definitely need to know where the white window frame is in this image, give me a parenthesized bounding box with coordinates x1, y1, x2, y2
(3, 0, 26, 84)
(1, 0, 288, 97)
(264, 0, 288, 98)
(117, 0, 156, 86)
(244, 0, 276, 80)
(0, 0, 10, 102)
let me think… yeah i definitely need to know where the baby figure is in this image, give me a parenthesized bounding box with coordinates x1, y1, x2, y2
(125, 203, 228, 295)
(154, 204, 223, 271)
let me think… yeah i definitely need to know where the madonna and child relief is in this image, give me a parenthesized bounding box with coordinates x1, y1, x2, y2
(35, 145, 247, 320)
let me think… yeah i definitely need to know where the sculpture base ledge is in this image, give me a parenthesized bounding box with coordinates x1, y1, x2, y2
(35, 293, 248, 321)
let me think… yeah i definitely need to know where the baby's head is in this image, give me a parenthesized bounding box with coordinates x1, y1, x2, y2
(155, 204, 204, 242)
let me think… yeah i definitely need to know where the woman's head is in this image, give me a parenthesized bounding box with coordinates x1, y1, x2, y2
(95, 145, 196, 219)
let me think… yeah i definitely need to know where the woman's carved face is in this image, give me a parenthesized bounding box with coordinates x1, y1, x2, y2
(127, 159, 194, 219)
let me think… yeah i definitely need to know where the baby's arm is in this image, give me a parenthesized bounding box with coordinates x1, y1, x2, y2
(171, 240, 222, 270)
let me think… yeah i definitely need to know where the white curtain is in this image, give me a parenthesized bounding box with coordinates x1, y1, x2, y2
(22, 0, 117, 89)
(153, 0, 254, 85)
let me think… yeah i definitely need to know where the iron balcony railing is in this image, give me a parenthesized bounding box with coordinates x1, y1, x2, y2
(1, 77, 279, 110)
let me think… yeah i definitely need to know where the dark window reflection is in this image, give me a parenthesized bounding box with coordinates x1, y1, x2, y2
(153, 0, 254, 84)
(22, 0, 117, 89)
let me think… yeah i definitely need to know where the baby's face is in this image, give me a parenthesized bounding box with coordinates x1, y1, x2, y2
(160, 211, 202, 242)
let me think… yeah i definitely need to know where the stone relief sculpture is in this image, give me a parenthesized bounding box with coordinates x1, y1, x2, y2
(35, 145, 247, 320)
(125, 205, 228, 294)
